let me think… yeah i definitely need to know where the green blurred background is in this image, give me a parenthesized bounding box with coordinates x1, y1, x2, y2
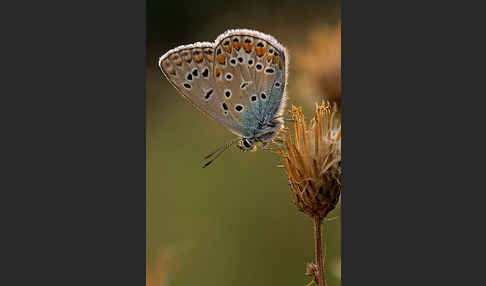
(147, 1, 341, 285)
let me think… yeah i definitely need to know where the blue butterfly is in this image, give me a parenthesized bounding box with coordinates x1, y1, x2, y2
(159, 29, 288, 167)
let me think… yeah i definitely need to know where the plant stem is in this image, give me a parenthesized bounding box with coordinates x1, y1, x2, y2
(314, 216, 326, 286)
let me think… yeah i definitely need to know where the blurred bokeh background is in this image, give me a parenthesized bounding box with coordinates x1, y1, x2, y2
(147, 1, 341, 285)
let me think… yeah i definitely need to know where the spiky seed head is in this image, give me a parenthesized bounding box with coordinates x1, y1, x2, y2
(279, 100, 341, 219)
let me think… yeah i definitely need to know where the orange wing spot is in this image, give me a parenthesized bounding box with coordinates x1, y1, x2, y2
(181, 51, 192, 63)
(217, 54, 226, 65)
(193, 49, 203, 63)
(267, 55, 273, 63)
(224, 45, 232, 53)
(273, 55, 279, 64)
(163, 60, 176, 75)
(215, 67, 221, 77)
(203, 49, 213, 61)
(244, 43, 253, 53)
(172, 55, 182, 66)
(194, 55, 203, 63)
(256, 47, 266, 57)
(233, 42, 242, 50)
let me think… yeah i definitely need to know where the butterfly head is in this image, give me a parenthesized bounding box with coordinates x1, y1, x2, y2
(238, 123, 283, 152)
(238, 137, 257, 152)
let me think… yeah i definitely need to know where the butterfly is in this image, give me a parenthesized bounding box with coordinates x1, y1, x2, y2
(158, 29, 288, 167)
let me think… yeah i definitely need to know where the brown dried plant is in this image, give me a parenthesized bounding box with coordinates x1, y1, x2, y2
(279, 100, 341, 286)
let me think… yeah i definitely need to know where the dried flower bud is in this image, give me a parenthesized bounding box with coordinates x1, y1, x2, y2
(279, 100, 341, 219)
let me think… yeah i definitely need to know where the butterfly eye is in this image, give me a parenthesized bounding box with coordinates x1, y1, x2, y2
(242, 138, 252, 148)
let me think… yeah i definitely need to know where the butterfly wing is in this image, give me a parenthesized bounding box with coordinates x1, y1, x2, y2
(212, 29, 288, 138)
(158, 42, 247, 137)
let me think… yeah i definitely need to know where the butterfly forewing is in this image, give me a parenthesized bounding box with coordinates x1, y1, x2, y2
(158, 42, 246, 136)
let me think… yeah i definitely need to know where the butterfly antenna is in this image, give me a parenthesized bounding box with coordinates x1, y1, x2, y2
(202, 138, 240, 168)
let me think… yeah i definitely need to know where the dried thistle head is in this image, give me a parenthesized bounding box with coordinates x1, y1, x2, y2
(280, 100, 341, 219)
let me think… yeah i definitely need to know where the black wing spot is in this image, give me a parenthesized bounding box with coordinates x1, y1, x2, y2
(275, 81, 281, 88)
(204, 89, 214, 100)
(240, 82, 249, 89)
(264, 68, 275, 74)
(260, 92, 267, 100)
(235, 105, 244, 112)
(186, 73, 193, 81)
(225, 73, 233, 81)
(222, 102, 229, 110)
(225, 90, 232, 98)
(233, 38, 239, 42)
(248, 59, 254, 66)
(244, 38, 252, 43)
(202, 68, 209, 78)
(192, 69, 198, 77)
(216, 48, 222, 55)
(230, 58, 237, 66)
(238, 57, 244, 63)
(256, 63, 263, 71)
(251, 95, 257, 102)
(183, 83, 191, 90)
(224, 40, 230, 46)
(257, 42, 264, 47)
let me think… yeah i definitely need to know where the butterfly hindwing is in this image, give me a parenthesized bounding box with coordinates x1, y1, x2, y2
(213, 29, 288, 137)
